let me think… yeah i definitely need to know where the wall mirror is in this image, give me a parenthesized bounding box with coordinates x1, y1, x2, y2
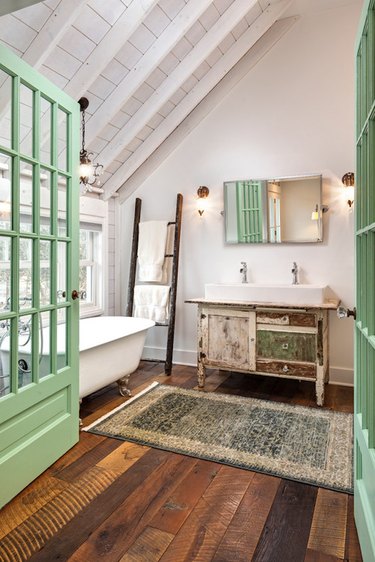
(224, 174, 323, 244)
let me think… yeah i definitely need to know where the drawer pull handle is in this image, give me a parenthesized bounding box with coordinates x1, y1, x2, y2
(282, 316, 288, 322)
(282, 343, 289, 350)
(282, 365, 289, 373)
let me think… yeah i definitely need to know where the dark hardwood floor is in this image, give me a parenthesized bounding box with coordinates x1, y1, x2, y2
(0, 362, 362, 562)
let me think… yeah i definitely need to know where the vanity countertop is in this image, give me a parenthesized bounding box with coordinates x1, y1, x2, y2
(185, 297, 340, 310)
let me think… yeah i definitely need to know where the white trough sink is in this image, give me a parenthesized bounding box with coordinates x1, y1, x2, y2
(205, 283, 328, 305)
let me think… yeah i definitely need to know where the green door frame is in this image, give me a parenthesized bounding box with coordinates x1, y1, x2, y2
(354, 1, 375, 559)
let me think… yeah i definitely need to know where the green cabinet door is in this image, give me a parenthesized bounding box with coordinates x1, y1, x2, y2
(355, 1, 375, 559)
(0, 43, 80, 507)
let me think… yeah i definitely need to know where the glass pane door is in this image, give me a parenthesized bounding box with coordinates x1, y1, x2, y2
(0, 42, 80, 508)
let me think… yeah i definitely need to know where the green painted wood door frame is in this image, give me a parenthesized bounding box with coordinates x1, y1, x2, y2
(355, 1, 375, 559)
(0, 43, 80, 507)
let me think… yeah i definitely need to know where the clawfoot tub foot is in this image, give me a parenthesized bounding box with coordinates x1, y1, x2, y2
(117, 374, 132, 397)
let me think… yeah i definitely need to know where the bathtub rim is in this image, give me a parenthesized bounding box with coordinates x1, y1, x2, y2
(79, 316, 155, 352)
(0, 316, 155, 354)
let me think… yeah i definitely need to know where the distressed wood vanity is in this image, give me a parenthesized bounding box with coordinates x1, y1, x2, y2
(186, 298, 339, 406)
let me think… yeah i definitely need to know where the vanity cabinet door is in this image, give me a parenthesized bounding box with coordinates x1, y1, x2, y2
(200, 307, 256, 371)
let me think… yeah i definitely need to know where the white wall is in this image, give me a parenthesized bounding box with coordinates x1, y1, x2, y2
(119, 2, 361, 385)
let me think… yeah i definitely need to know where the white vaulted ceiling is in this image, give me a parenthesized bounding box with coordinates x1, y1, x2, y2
(0, 0, 335, 199)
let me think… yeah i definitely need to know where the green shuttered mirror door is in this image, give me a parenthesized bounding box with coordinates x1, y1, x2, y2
(0, 43, 80, 507)
(355, 1, 375, 559)
(236, 180, 264, 243)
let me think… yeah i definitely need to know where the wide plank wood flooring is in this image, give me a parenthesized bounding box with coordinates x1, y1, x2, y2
(0, 362, 362, 562)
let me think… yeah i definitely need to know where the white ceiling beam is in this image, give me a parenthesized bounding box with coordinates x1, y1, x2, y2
(98, 0, 259, 170)
(0, 0, 88, 114)
(117, 16, 298, 203)
(23, 0, 89, 68)
(14, 0, 159, 167)
(0, 0, 43, 16)
(85, 0, 215, 146)
(103, 0, 293, 200)
(64, 0, 159, 99)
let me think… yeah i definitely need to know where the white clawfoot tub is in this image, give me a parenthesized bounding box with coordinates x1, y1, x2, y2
(79, 316, 155, 399)
(0, 316, 155, 399)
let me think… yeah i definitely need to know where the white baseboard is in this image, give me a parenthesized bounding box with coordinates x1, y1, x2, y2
(328, 367, 354, 387)
(142, 347, 354, 387)
(142, 346, 196, 366)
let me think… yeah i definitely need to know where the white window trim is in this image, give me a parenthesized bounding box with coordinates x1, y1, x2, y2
(1, 175, 109, 318)
(79, 196, 108, 318)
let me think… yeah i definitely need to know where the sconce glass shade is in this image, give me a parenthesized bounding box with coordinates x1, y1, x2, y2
(311, 204, 319, 221)
(197, 185, 209, 215)
(342, 172, 355, 207)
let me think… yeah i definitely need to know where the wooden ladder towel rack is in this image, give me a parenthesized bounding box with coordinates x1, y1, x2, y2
(126, 193, 183, 375)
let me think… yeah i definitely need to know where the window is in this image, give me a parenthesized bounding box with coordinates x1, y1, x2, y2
(0, 221, 104, 318)
(79, 222, 103, 317)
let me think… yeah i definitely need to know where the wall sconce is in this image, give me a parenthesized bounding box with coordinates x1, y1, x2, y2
(79, 97, 103, 193)
(342, 172, 355, 207)
(197, 185, 209, 215)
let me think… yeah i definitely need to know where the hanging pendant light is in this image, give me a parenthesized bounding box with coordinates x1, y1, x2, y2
(78, 97, 103, 193)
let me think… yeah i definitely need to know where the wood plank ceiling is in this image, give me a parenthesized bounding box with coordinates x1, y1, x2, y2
(0, 0, 296, 199)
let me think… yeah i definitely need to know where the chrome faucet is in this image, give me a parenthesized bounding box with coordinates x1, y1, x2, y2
(291, 262, 298, 285)
(240, 261, 248, 283)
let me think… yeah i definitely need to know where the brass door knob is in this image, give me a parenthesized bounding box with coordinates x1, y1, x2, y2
(71, 290, 87, 300)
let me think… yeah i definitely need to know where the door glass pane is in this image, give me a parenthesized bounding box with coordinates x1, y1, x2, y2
(19, 84, 34, 158)
(18, 314, 32, 389)
(40, 240, 51, 305)
(39, 311, 51, 379)
(79, 264, 89, 301)
(0, 69, 12, 149)
(0, 153, 12, 231)
(40, 96, 52, 166)
(57, 241, 67, 303)
(40, 169, 52, 235)
(80, 229, 88, 260)
(0, 317, 12, 396)
(58, 175, 67, 236)
(58, 109, 67, 172)
(57, 308, 67, 370)
(20, 162, 33, 233)
(19, 238, 32, 308)
(0, 235, 11, 310)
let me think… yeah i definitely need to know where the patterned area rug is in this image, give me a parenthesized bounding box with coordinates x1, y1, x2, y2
(84, 382, 353, 493)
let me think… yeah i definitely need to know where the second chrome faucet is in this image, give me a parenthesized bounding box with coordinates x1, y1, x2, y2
(291, 262, 298, 285)
(240, 261, 248, 284)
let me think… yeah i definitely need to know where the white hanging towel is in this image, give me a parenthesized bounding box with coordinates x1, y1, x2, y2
(138, 221, 168, 282)
(133, 285, 170, 323)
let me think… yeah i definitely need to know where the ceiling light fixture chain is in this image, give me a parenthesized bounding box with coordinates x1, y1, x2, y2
(78, 97, 103, 194)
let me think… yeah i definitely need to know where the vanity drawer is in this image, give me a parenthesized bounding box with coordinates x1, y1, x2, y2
(256, 359, 316, 379)
(257, 329, 316, 363)
(256, 311, 316, 328)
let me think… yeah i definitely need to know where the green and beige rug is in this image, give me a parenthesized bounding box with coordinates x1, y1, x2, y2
(84, 382, 353, 493)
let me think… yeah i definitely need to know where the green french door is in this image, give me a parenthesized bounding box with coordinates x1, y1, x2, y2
(0, 43, 80, 507)
(355, 1, 375, 559)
